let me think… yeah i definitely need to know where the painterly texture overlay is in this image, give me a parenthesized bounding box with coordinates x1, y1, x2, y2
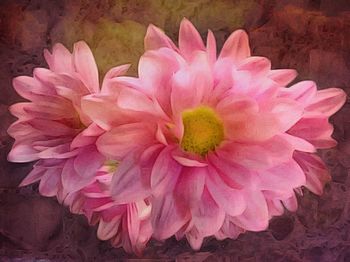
(0, 0, 350, 261)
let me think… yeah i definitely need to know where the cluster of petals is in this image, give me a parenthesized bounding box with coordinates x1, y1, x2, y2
(8, 18, 346, 253)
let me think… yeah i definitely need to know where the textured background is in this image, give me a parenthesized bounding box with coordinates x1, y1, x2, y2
(1, 0, 350, 261)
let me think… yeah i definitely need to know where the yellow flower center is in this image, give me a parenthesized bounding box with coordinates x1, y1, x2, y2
(181, 106, 224, 156)
(104, 160, 119, 173)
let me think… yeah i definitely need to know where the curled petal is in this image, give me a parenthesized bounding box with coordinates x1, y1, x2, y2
(144, 24, 177, 51)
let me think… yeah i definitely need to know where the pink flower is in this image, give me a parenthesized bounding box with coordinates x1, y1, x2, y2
(71, 167, 152, 255)
(85, 19, 346, 249)
(7, 41, 129, 205)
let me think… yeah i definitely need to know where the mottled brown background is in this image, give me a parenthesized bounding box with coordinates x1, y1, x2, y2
(0, 0, 350, 261)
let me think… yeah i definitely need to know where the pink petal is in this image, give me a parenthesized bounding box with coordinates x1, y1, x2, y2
(172, 155, 207, 167)
(174, 167, 205, 207)
(280, 133, 316, 153)
(278, 81, 317, 105)
(151, 194, 190, 240)
(101, 64, 130, 93)
(138, 48, 185, 115)
(267, 69, 297, 86)
(237, 56, 271, 78)
(12, 76, 53, 101)
(81, 94, 129, 130)
(61, 158, 95, 193)
(306, 88, 347, 116)
(144, 24, 177, 51)
(258, 160, 306, 192)
(110, 153, 150, 203)
(215, 217, 244, 240)
(97, 122, 154, 159)
(7, 143, 38, 163)
(288, 117, 336, 149)
(218, 29, 250, 62)
(127, 203, 141, 246)
(72, 41, 99, 93)
(178, 18, 205, 61)
(191, 187, 225, 237)
(208, 153, 249, 188)
(282, 193, 298, 212)
(206, 30, 217, 65)
(38, 168, 61, 197)
(44, 43, 74, 74)
(206, 166, 246, 216)
(293, 151, 331, 195)
(186, 227, 204, 250)
(19, 165, 46, 186)
(29, 119, 77, 136)
(170, 52, 213, 115)
(221, 135, 294, 170)
(38, 143, 78, 159)
(117, 86, 160, 116)
(231, 190, 269, 231)
(73, 146, 104, 179)
(151, 147, 182, 196)
(223, 98, 302, 143)
(97, 217, 121, 240)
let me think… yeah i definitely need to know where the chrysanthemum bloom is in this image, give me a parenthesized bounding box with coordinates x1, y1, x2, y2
(71, 165, 152, 255)
(7, 41, 130, 206)
(85, 19, 346, 249)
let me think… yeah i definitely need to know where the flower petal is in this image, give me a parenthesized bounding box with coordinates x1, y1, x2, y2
(191, 187, 225, 237)
(231, 190, 269, 231)
(151, 194, 190, 240)
(144, 24, 177, 51)
(206, 30, 217, 65)
(206, 166, 246, 216)
(101, 64, 130, 93)
(293, 151, 331, 195)
(110, 153, 150, 203)
(97, 217, 121, 240)
(306, 88, 347, 116)
(97, 122, 154, 160)
(174, 167, 205, 207)
(288, 117, 336, 149)
(258, 160, 306, 192)
(268, 69, 297, 86)
(218, 29, 250, 62)
(72, 41, 99, 93)
(44, 43, 74, 74)
(278, 81, 317, 104)
(178, 18, 205, 61)
(151, 147, 182, 196)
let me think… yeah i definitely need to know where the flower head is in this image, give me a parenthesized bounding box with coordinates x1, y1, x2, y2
(72, 167, 152, 255)
(86, 18, 346, 249)
(7, 41, 129, 204)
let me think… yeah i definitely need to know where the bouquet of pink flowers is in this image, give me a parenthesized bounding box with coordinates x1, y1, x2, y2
(7, 19, 346, 254)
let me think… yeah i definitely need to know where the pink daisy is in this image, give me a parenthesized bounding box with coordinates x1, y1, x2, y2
(7, 41, 129, 206)
(71, 166, 152, 255)
(85, 19, 346, 249)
